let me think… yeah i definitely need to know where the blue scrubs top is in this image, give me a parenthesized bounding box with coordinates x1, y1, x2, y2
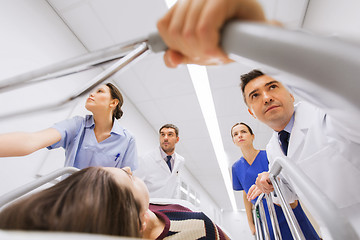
(232, 150, 269, 204)
(232, 150, 319, 240)
(47, 115, 138, 170)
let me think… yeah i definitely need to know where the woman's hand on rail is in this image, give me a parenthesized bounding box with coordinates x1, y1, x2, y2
(247, 184, 262, 201)
(157, 0, 266, 68)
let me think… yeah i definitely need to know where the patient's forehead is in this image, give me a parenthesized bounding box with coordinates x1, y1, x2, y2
(102, 167, 126, 184)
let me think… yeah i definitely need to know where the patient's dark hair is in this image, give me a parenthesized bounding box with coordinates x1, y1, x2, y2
(0, 167, 142, 238)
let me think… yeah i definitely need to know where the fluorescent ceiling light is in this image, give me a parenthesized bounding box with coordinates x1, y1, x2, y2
(163, 0, 237, 211)
(187, 65, 237, 211)
(164, 0, 177, 8)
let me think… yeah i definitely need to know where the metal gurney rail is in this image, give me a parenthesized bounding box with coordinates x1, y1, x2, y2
(1, 21, 360, 120)
(252, 157, 358, 240)
(0, 167, 79, 208)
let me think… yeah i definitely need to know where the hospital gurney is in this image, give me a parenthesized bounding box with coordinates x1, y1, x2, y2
(1, 21, 359, 239)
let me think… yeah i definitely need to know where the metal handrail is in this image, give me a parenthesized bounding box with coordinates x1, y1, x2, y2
(270, 157, 358, 239)
(253, 205, 264, 240)
(264, 194, 282, 240)
(221, 22, 360, 109)
(0, 42, 150, 120)
(254, 192, 289, 240)
(2, 22, 359, 119)
(149, 22, 360, 109)
(0, 167, 79, 208)
(253, 155, 359, 239)
(269, 176, 305, 239)
(0, 37, 148, 93)
(258, 199, 271, 240)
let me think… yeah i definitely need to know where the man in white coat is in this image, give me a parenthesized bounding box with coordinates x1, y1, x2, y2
(242, 70, 360, 236)
(135, 124, 185, 198)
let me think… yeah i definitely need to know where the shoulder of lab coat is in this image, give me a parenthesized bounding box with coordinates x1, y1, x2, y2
(267, 101, 360, 208)
(272, 70, 360, 143)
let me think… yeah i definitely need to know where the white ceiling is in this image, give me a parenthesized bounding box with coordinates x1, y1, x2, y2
(46, 0, 308, 211)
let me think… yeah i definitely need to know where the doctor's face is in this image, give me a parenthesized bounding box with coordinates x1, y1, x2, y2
(244, 75, 295, 132)
(160, 128, 179, 154)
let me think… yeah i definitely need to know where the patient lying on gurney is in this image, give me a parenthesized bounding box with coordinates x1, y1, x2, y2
(0, 167, 229, 240)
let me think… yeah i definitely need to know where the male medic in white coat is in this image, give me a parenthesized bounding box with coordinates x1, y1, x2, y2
(134, 124, 185, 198)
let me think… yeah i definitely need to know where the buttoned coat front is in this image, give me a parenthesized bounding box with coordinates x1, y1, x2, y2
(135, 147, 185, 198)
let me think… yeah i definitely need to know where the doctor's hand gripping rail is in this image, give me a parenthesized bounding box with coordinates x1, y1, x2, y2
(1, 21, 360, 119)
(0, 167, 79, 208)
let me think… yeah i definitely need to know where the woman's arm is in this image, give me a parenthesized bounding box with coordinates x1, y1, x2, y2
(0, 128, 61, 157)
(243, 190, 256, 235)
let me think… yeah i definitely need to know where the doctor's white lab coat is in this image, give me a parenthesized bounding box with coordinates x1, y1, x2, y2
(134, 147, 185, 198)
(266, 101, 360, 235)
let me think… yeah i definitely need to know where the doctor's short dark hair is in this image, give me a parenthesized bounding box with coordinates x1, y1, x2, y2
(159, 124, 179, 137)
(240, 69, 265, 103)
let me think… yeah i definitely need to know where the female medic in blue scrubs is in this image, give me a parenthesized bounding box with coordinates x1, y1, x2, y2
(231, 122, 319, 239)
(0, 83, 137, 170)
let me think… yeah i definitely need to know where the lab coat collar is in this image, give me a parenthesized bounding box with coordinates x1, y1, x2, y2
(159, 146, 174, 160)
(287, 102, 313, 157)
(157, 147, 184, 174)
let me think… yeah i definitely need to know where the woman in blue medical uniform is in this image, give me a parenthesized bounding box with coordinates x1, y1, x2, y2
(0, 83, 137, 170)
(231, 122, 319, 239)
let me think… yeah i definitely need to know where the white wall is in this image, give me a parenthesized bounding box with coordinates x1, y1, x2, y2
(0, 0, 88, 195)
(303, 0, 360, 42)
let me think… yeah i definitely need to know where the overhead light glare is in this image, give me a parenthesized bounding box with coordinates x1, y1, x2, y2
(187, 64, 237, 211)
(164, 0, 177, 8)
(163, 0, 237, 212)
